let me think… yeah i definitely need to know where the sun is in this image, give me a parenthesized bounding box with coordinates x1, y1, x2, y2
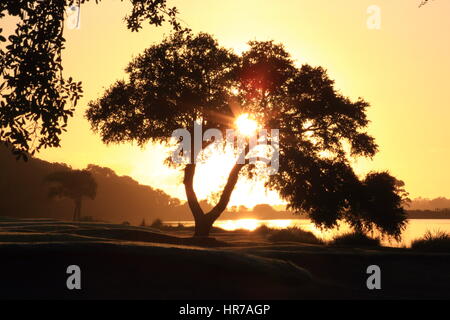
(235, 114, 258, 137)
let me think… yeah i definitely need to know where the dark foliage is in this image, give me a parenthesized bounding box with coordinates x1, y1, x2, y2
(87, 31, 239, 145)
(253, 224, 271, 236)
(45, 169, 97, 201)
(411, 230, 450, 252)
(0, 0, 180, 158)
(330, 231, 381, 247)
(150, 218, 163, 228)
(44, 168, 97, 220)
(267, 227, 323, 245)
(87, 31, 408, 238)
(0, 146, 182, 224)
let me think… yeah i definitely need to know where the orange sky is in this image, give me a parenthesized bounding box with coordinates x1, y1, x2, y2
(3, 0, 450, 207)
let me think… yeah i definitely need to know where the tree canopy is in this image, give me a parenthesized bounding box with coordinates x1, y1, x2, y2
(87, 31, 408, 238)
(0, 0, 180, 160)
(45, 169, 97, 220)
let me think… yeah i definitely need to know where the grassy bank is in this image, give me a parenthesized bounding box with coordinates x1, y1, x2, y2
(1, 217, 450, 299)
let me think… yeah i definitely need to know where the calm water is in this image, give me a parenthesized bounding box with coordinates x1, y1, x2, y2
(165, 219, 450, 247)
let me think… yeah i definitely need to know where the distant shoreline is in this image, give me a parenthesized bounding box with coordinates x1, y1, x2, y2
(166, 209, 450, 222)
(165, 216, 450, 223)
(406, 209, 450, 219)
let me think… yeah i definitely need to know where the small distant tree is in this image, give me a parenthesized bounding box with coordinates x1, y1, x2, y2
(140, 219, 146, 227)
(150, 218, 163, 229)
(44, 169, 97, 221)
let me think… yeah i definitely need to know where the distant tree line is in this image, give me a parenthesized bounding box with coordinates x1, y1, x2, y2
(407, 209, 450, 219)
(0, 146, 183, 224)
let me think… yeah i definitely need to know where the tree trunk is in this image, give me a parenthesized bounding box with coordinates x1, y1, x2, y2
(72, 200, 77, 221)
(73, 198, 82, 221)
(77, 198, 82, 221)
(183, 164, 206, 236)
(184, 163, 244, 238)
(193, 215, 214, 237)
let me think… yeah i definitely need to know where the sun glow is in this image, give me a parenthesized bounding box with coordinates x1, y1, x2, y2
(215, 219, 301, 231)
(235, 114, 258, 137)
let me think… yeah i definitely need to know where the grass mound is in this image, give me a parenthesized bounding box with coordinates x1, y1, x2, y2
(330, 231, 380, 247)
(411, 230, 450, 252)
(254, 224, 271, 236)
(267, 227, 323, 245)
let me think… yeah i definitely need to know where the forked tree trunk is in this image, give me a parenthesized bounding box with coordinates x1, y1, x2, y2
(193, 215, 215, 238)
(184, 163, 244, 238)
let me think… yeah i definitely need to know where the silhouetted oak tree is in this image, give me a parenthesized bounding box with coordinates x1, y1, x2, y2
(45, 169, 97, 221)
(87, 31, 408, 238)
(0, 0, 180, 159)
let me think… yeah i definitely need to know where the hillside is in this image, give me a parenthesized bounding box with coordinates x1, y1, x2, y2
(3, 146, 447, 225)
(0, 147, 298, 224)
(0, 147, 185, 224)
(1, 217, 450, 299)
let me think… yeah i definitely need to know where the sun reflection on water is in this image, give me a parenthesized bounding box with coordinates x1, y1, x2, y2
(216, 219, 301, 231)
(164, 219, 450, 248)
(213, 219, 353, 242)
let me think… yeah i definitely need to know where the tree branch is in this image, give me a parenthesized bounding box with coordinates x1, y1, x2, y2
(183, 163, 204, 220)
(184, 140, 248, 224)
(206, 162, 245, 221)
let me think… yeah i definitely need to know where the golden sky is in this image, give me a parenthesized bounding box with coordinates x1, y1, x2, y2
(4, 0, 450, 207)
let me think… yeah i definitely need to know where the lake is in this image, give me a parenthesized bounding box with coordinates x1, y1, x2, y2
(165, 219, 450, 247)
